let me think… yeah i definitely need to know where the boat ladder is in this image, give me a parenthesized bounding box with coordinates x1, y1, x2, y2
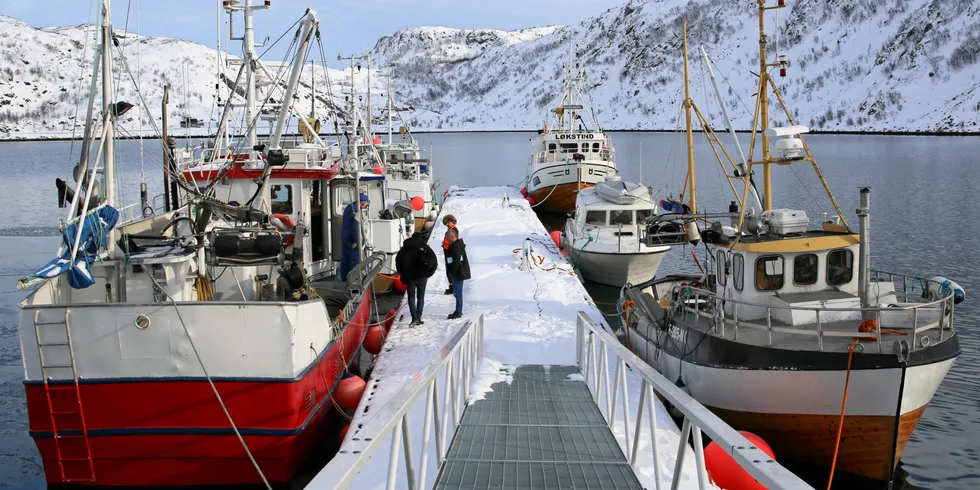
(33, 309, 96, 483)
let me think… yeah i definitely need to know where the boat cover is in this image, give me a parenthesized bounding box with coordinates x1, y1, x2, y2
(29, 206, 120, 289)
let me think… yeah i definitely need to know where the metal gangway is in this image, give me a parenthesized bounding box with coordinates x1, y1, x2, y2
(310, 313, 813, 489)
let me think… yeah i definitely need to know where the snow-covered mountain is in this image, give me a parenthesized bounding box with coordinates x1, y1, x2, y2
(2, 0, 980, 139)
(381, 0, 980, 133)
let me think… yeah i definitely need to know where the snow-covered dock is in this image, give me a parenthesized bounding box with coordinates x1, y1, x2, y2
(309, 186, 811, 490)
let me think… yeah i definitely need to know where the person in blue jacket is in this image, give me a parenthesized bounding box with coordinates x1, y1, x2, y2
(340, 193, 370, 280)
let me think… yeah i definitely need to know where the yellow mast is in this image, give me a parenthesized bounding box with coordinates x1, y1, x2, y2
(682, 20, 697, 213)
(757, 0, 772, 211)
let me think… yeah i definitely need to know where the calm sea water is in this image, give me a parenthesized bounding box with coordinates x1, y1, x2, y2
(0, 132, 977, 489)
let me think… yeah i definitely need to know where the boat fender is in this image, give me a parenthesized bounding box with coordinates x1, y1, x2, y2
(271, 213, 296, 248)
(519, 188, 529, 198)
(926, 276, 965, 304)
(686, 223, 701, 246)
(525, 196, 537, 206)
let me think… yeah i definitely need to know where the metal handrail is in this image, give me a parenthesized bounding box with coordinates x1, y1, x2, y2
(308, 314, 485, 490)
(576, 312, 813, 490)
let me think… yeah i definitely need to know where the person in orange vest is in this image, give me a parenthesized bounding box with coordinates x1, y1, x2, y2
(441, 214, 458, 295)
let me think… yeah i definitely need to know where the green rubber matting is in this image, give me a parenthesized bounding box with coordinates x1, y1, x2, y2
(434, 365, 643, 490)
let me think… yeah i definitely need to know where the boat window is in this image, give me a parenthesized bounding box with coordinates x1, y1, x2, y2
(593, 143, 601, 151)
(560, 143, 578, 153)
(827, 249, 854, 286)
(755, 255, 784, 291)
(794, 254, 819, 285)
(716, 250, 726, 284)
(609, 210, 632, 225)
(271, 184, 293, 214)
(733, 254, 744, 291)
(585, 211, 606, 225)
(635, 209, 653, 223)
(548, 143, 557, 152)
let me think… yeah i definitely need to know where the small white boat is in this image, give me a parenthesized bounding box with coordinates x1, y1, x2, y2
(562, 180, 670, 287)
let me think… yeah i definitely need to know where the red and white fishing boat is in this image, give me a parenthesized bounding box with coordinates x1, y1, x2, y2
(523, 40, 616, 214)
(16, 1, 406, 486)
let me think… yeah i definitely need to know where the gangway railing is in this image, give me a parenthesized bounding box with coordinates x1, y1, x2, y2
(576, 312, 813, 490)
(308, 314, 485, 489)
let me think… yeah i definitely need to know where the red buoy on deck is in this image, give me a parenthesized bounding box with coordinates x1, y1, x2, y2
(705, 430, 775, 490)
(363, 325, 386, 355)
(334, 374, 366, 410)
(410, 196, 425, 211)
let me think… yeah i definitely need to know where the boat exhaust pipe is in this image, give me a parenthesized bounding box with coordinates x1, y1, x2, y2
(857, 187, 871, 312)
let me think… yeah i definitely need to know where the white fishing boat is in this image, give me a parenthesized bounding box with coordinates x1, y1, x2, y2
(522, 40, 616, 214)
(562, 177, 670, 287)
(623, 10, 964, 483)
(16, 2, 388, 486)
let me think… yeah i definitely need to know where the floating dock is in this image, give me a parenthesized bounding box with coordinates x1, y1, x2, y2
(309, 186, 811, 489)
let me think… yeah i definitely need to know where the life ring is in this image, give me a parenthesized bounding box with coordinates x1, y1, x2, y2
(272, 213, 296, 248)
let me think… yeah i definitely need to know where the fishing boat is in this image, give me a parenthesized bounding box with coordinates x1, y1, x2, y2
(622, 7, 963, 483)
(562, 176, 670, 287)
(16, 1, 387, 486)
(523, 40, 616, 214)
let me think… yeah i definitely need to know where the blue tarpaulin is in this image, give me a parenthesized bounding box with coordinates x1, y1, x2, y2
(30, 206, 119, 289)
(660, 199, 689, 215)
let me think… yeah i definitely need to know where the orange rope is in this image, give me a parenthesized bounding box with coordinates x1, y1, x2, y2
(690, 249, 704, 274)
(827, 343, 857, 489)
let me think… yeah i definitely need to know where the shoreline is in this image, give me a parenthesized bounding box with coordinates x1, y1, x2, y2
(1, 128, 979, 143)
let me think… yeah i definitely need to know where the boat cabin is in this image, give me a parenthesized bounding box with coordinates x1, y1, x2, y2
(530, 131, 615, 166)
(709, 210, 894, 326)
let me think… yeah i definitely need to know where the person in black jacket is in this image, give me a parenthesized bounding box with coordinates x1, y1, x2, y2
(395, 232, 438, 326)
(444, 227, 470, 319)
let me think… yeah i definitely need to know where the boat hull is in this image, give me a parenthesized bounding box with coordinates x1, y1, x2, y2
(574, 249, 666, 287)
(22, 291, 374, 486)
(627, 314, 959, 481)
(528, 182, 588, 214)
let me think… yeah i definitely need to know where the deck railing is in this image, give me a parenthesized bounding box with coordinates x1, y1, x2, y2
(308, 314, 485, 490)
(576, 312, 813, 490)
(661, 271, 955, 354)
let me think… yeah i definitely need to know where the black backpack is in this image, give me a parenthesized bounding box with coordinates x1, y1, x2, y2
(419, 244, 438, 278)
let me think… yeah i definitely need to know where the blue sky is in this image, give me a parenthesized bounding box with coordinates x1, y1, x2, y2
(1, 0, 622, 66)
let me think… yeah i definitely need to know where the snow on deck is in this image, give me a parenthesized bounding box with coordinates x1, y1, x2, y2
(335, 186, 704, 489)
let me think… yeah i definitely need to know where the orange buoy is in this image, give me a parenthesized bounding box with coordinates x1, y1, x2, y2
(339, 424, 350, 443)
(364, 325, 386, 355)
(410, 196, 424, 211)
(705, 430, 775, 490)
(383, 308, 398, 332)
(334, 374, 366, 410)
(393, 275, 407, 292)
(519, 188, 529, 197)
(550, 231, 563, 249)
(525, 196, 537, 206)
(372, 163, 384, 174)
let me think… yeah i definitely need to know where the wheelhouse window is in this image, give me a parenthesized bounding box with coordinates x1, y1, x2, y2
(593, 142, 601, 151)
(733, 253, 744, 291)
(609, 210, 632, 225)
(560, 143, 578, 153)
(755, 255, 784, 291)
(271, 184, 293, 214)
(585, 211, 606, 225)
(794, 254, 819, 285)
(548, 143, 557, 152)
(635, 209, 653, 223)
(716, 250, 726, 285)
(827, 249, 854, 286)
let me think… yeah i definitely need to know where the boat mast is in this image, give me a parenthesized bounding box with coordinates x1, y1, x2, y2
(757, 0, 775, 211)
(387, 72, 393, 144)
(101, 0, 115, 212)
(243, 0, 261, 162)
(269, 9, 317, 149)
(682, 20, 696, 214)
